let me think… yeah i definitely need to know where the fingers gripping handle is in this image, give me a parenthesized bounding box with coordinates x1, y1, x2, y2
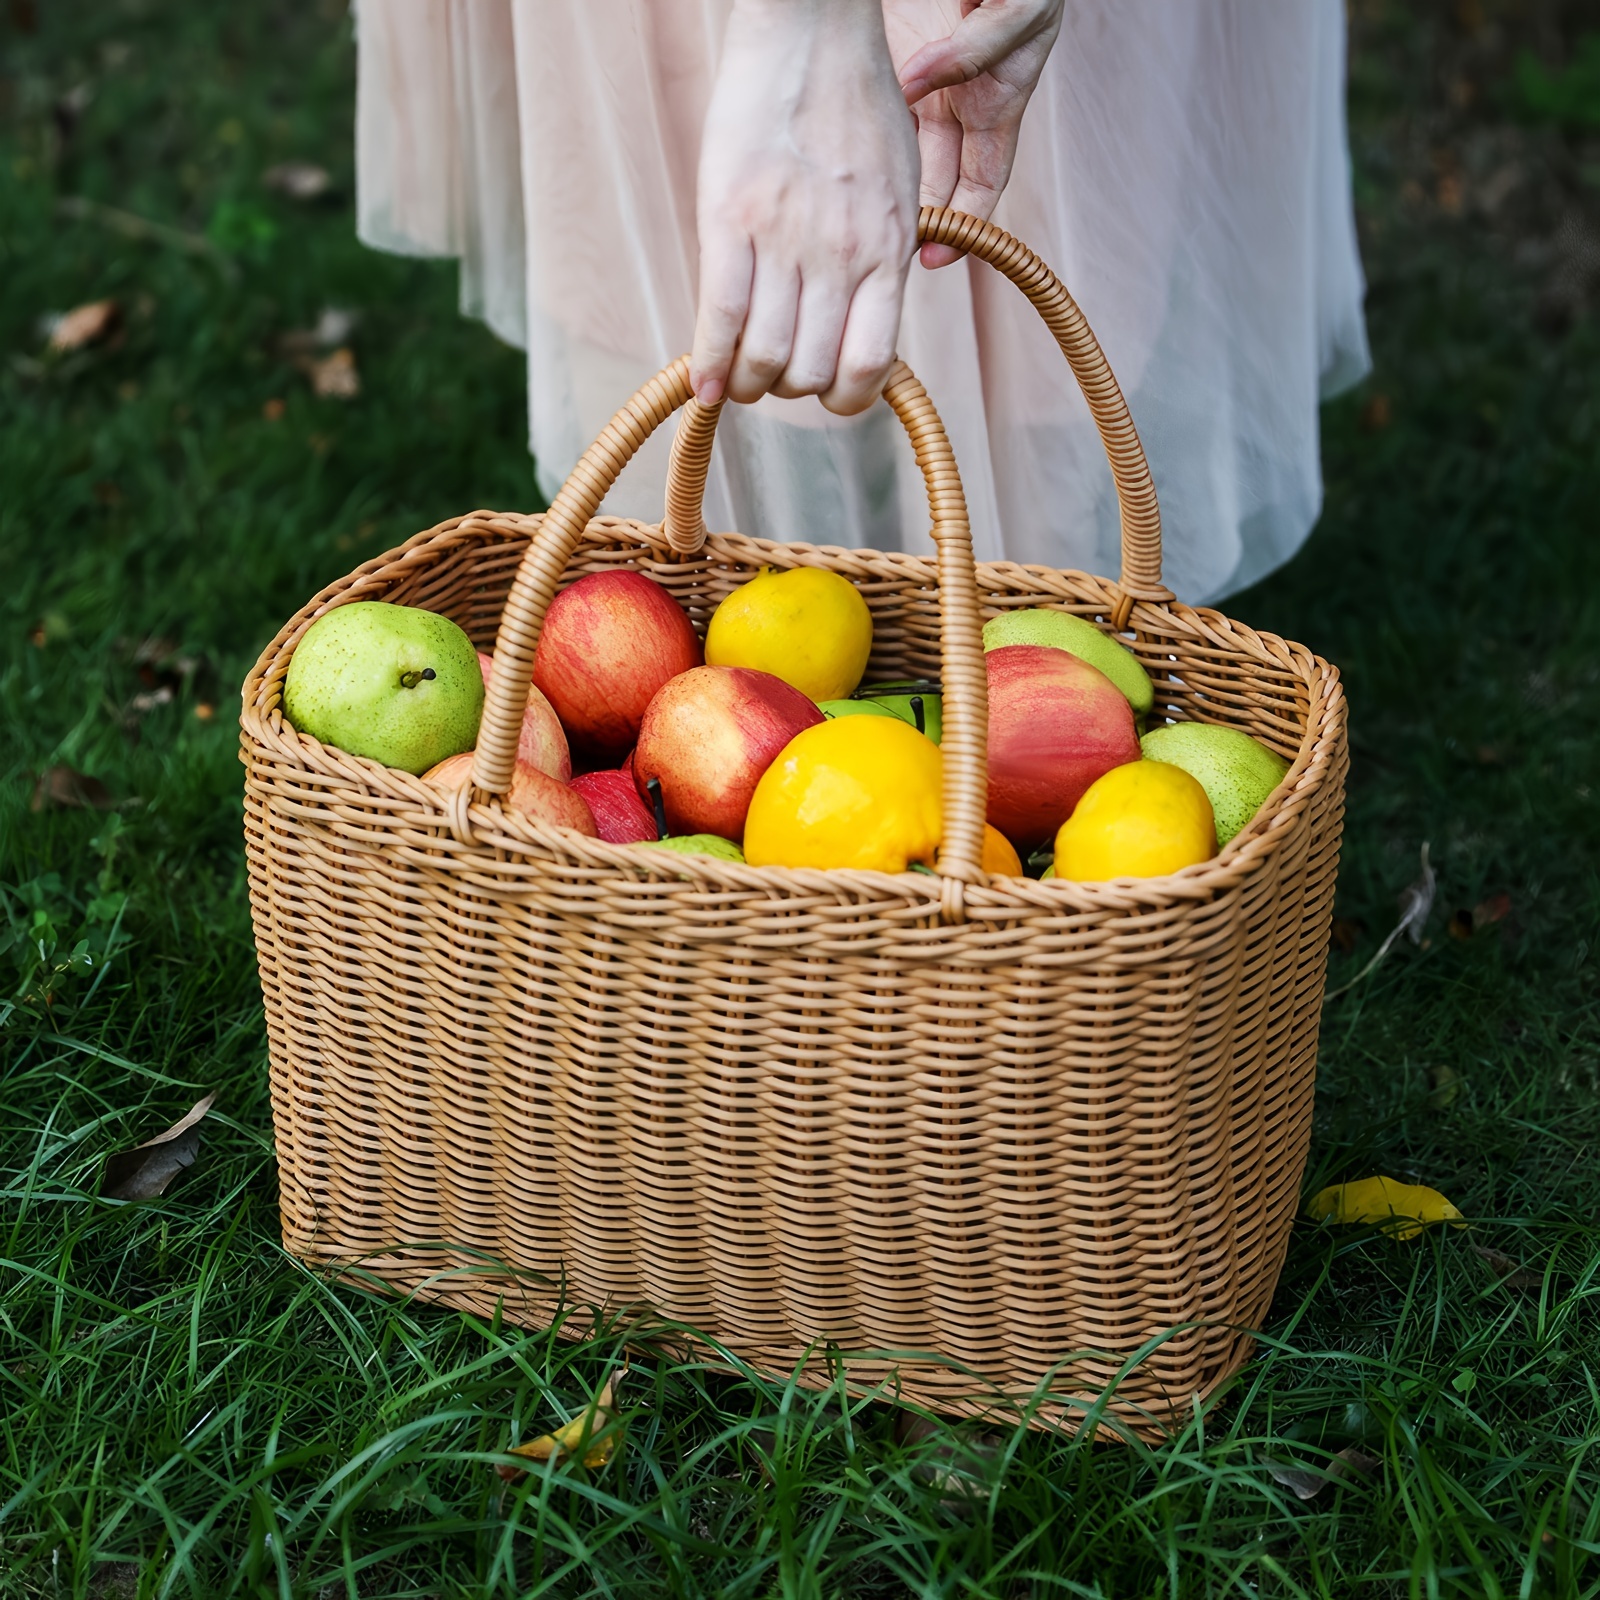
(656, 210, 1168, 614)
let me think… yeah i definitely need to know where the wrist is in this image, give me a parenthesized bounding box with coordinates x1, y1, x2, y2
(728, 0, 881, 20)
(725, 0, 890, 54)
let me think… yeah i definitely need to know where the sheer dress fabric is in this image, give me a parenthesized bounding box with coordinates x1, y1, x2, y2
(354, 0, 1368, 604)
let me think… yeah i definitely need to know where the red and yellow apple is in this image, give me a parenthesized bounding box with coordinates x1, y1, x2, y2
(424, 751, 597, 835)
(633, 665, 823, 841)
(532, 570, 702, 760)
(569, 767, 657, 843)
(477, 651, 571, 781)
(984, 644, 1139, 851)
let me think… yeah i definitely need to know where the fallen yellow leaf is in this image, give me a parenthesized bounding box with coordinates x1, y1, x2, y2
(1306, 1175, 1464, 1241)
(504, 1368, 625, 1474)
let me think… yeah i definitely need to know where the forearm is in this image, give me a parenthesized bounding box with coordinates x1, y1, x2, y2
(693, 0, 919, 412)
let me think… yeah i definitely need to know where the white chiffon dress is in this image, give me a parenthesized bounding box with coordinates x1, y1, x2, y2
(353, 0, 1369, 604)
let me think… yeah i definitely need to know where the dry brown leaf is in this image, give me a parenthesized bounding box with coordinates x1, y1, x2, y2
(1397, 845, 1437, 944)
(101, 1093, 216, 1201)
(1471, 1243, 1541, 1291)
(499, 1367, 626, 1479)
(87, 1562, 139, 1600)
(263, 161, 332, 200)
(1326, 844, 1434, 1000)
(279, 307, 360, 361)
(1264, 1459, 1328, 1500)
(47, 298, 120, 353)
(31, 766, 114, 811)
(1265, 1446, 1377, 1501)
(1331, 917, 1365, 954)
(309, 347, 359, 399)
(894, 1412, 1002, 1508)
(1449, 893, 1512, 940)
(124, 686, 174, 718)
(1473, 892, 1512, 928)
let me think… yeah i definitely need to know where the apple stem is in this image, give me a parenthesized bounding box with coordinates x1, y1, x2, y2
(646, 776, 668, 839)
(909, 695, 925, 735)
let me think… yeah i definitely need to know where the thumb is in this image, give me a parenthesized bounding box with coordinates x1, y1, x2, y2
(899, 1, 1056, 105)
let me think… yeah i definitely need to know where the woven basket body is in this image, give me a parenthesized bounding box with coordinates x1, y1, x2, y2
(242, 214, 1346, 1432)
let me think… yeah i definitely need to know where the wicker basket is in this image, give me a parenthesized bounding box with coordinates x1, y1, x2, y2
(242, 210, 1346, 1435)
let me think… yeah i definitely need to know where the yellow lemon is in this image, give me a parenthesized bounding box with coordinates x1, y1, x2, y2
(705, 566, 873, 703)
(1054, 760, 1216, 881)
(744, 716, 941, 872)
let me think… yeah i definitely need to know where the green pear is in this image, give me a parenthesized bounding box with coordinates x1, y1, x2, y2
(283, 601, 484, 774)
(983, 609, 1153, 717)
(1139, 722, 1290, 847)
(635, 834, 745, 863)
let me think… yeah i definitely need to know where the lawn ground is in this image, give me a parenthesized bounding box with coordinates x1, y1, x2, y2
(2, 2, 1599, 1596)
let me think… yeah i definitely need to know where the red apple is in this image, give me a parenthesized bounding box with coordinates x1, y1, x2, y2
(532, 570, 702, 760)
(477, 650, 571, 781)
(424, 751, 597, 835)
(985, 644, 1140, 851)
(633, 665, 823, 841)
(570, 768, 657, 843)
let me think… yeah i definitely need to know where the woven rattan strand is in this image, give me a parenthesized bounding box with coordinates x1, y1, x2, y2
(240, 210, 1347, 1436)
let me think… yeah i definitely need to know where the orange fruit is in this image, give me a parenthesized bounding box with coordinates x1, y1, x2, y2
(939, 823, 1023, 877)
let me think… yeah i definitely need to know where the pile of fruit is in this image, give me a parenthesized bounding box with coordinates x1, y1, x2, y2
(282, 565, 1290, 881)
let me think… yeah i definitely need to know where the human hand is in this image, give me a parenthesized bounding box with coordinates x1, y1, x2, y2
(691, 0, 920, 416)
(883, 0, 1064, 266)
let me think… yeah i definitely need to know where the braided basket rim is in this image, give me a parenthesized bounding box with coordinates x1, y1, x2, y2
(239, 509, 1345, 923)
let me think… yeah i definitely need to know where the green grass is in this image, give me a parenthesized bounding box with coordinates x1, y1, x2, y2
(3, 1, 1600, 1595)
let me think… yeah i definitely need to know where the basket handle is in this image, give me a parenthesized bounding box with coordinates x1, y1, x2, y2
(660, 206, 1172, 620)
(471, 357, 992, 892)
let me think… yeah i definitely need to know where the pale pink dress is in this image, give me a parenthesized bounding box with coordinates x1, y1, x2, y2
(353, 0, 1368, 604)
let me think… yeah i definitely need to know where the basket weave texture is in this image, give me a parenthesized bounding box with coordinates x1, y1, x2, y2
(242, 212, 1347, 1433)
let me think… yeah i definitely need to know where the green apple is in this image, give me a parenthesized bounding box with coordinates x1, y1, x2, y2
(836, 683, 943, 744)
(283, 601, 484, 774)
(868, 690, 942, 744)
(818, 699, 901, 722)
(983, 609, 1153, 717)
(1139, 722, 1290, 847)
(635, 834, 745, 863)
